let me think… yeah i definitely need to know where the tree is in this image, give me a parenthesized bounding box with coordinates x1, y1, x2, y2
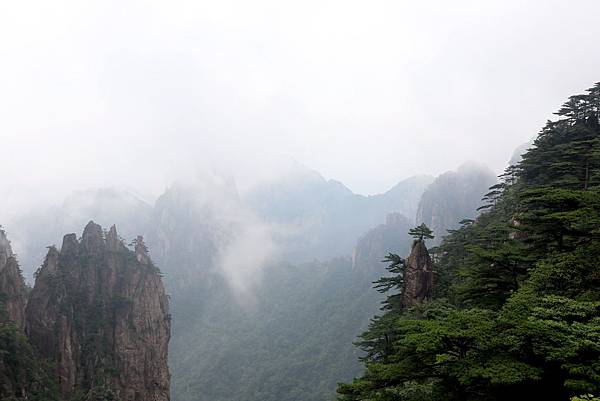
(408, 223, 434, 241)
(338, 83, 600, 401)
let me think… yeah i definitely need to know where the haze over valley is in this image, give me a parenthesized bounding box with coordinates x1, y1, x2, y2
(2, 1, 600, 401)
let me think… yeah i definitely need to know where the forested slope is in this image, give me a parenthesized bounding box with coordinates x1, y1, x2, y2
(338, 84, 600, 401)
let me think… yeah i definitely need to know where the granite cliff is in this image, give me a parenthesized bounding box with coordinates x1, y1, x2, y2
(0, 228, 27, 328)
(401, 239, 434, 308)
(0, 222, 171, 401)
(416, 164, 496, 243)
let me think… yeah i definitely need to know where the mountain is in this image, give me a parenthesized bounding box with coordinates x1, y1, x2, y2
(3, 166, 482, 401)
(338, 83, 600, 401)
(168, 257, 385, 401)
(352, 213, 412, 272)
(246, 165, 433, 261)
(415, 163, 497, 243)
(144, 177, 416, 401)
(0, 228, 27, 328)
(10, 188, 152, 281)
(0, 222, 171, 401)
(508, 139, 535, 167)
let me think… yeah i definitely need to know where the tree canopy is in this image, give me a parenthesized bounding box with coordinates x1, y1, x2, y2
(338, 83, 600, 401)
(408, 223, 434, 241)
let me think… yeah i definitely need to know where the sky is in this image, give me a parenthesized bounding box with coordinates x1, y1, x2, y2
(2, 0, 600, 211)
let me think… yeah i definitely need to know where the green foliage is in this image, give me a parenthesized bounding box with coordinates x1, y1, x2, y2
(338, 83, 600, 400)
(0, 319, 59, 401)
(571, 395, 600, 401)
(408, 224, 434, 241)
(170, 257, 391, 401)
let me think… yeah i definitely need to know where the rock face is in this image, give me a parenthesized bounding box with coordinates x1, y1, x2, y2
(0, 228, 38, 400)
(246, 166, 433, 262)
(401, 239, 433, 308)
(352, 213, 412, 274)
(416, 164, 496, 243)
(0, 228, 27, 328)
(26, 221, 171, 401)
(11, 188, 153, 282)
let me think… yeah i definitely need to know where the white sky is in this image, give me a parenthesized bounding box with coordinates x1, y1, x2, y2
(1, 0, 600, 209)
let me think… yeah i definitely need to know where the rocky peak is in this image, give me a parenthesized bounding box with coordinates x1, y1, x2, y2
(106, 224, 125, 251)
(0, 228, 13, 265)
(26, 223, 171, 401)
(81, 220, 105, 255)
(61, 233, 79, 255)
(0, 228, 27, 329)
(401, 239, 433, 308)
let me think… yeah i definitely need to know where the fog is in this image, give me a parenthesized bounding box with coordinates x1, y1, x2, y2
(2, 0, 600, 217)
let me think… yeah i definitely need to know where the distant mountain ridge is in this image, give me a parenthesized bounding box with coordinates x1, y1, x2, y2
(416, 163, 497, 243)
(3, 162, 499, 401)
(245, 166, 433, 261)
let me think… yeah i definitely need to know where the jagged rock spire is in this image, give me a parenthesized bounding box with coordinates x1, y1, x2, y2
(26, 222, 170, 401)
(401, 239, 434, 308)
(81, 220, 105, 254)
(106, 225, 125, 251)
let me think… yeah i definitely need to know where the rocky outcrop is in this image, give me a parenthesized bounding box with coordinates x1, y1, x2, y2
(10, 187, 153, 282)
(401, 239, 433, 308)
(26, 221, 171, 401)
(0, 228, 27, 328)
(0, 229, 55, 401)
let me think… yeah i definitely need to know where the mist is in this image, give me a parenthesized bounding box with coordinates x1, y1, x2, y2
(2, 0, 600, 212)
(4, 0, 600, 295)
(3, 2, 600, 401)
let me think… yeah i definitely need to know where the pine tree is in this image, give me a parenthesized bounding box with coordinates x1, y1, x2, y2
(338, 83, 600, 401)
(408, 223, 434, 241)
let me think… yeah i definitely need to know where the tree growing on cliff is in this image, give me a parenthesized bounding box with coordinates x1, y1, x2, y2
(338, 83, 600, 400)
(408, 223, 434, 241)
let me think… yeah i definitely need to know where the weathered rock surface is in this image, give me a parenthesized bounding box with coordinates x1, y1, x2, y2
(401, 239, 433, 308)
(26, 221, 171, 401)
(0, 228, 27, 328)
(0, 228, 38, 400)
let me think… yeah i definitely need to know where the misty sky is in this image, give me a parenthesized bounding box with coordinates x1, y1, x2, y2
(2, 0, 600, 211)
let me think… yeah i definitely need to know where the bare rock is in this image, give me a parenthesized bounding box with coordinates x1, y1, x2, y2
(26, 222, 171, 401)
(401, 239, 433, 308)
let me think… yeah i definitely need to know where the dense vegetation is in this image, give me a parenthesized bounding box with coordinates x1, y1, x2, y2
(338, 84, 600, 400)
(0, 307, 58, 401)
(170, 258, 389, 401)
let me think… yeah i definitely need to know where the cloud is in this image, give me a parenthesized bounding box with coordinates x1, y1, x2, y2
(151, 171, 280, 304)
(1, 0, 600, 208)
(215, 219, 276, 305)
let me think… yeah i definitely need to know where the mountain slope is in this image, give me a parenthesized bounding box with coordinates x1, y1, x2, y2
(338, 83, 600, 401)
(246, 166, 432, 261)
(416, 163, 496, 243)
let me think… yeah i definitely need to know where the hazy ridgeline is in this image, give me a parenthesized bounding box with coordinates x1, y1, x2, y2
(3, 1, 600, 399)
(4, 162, 495, 401)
